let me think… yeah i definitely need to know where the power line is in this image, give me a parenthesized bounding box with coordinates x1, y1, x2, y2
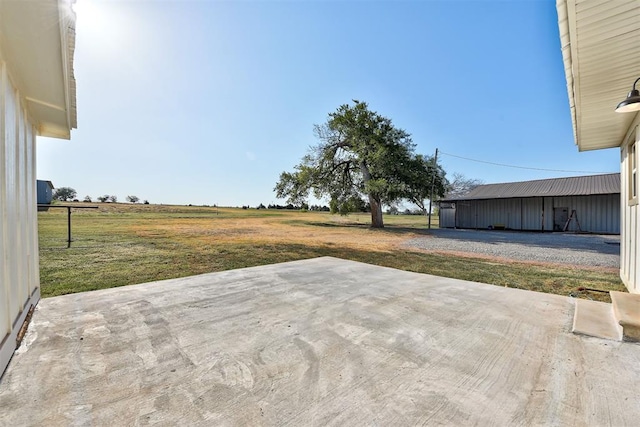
(439, 151, 612, 174)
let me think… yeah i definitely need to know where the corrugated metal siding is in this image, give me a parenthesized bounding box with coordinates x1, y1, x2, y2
(522, 198, 543, 230)
(455, 199, 521, 230)
(543, 197, 554, 231)
(454, 199, 538, 231)
(451, 195, 619, 233)
(36, 180, 52, 204)
(0, 61, 41, 377)
(551, 195, 620, 233)
(439, 206, 455, 228)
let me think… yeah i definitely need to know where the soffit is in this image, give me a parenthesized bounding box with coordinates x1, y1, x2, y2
(558, 0, 640, 151)
(0, 0, 76, 139)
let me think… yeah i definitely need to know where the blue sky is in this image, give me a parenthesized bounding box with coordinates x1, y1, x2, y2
(37, 0, 619, 207)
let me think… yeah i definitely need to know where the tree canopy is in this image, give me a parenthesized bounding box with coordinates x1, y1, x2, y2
(53, 187, 76, 201)
(275, 101, 446, 228)
(402, 154, 447, 214)
(446, 173, 484, 198)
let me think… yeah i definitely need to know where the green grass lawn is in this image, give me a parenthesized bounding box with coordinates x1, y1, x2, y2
(38, 203, 624, 301)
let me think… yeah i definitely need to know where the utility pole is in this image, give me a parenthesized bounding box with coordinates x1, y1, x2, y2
(428, 148, 439, 229)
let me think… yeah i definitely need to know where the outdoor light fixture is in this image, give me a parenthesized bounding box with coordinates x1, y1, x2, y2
(616, 77, 640, 113)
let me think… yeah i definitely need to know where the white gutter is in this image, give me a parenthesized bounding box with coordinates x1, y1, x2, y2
(556, 0, 578, 147)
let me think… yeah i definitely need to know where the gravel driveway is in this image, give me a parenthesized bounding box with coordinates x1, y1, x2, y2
(404, 229, 620, 268)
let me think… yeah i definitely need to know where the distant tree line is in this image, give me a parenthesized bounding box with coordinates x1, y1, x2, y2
(52, 187, 148, 204)
(266, 203, 300, 210)
(264, 203, 330, 211)
(308, 205, 331, 212)
(385, 206, 426, 215)
(259, 201, 373, 213)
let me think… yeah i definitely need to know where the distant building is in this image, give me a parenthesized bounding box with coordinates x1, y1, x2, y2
(37, 180, 54, 209)
(439, 174, 620, 234)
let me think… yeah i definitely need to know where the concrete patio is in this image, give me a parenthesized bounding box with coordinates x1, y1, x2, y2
(1, 257, 639, 425)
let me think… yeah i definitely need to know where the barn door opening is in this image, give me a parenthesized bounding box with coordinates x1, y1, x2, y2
(553, 207, 568, 231)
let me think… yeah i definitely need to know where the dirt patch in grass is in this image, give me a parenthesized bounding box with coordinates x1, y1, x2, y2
(127, 214, 416, 253)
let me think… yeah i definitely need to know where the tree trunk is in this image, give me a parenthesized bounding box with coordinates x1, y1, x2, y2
(359, 161, 384, 228)
(369, 195, 384, 228)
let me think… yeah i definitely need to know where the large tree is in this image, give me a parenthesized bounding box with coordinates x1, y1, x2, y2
(275, 101, 437, 228)
(402, 154, 447, 214)
(52, 187, 76, 201)
(446, 172, 484, 198)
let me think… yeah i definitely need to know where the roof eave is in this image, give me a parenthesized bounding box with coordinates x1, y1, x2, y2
(0, 0, 77, 140)
(58, 1, 77, 132)
(557, 0, 640, 152)
(557, 0, 579, 148)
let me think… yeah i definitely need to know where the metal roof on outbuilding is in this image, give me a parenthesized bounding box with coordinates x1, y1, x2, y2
(37, 180, 54, 189)
(442, 173, 620, 201)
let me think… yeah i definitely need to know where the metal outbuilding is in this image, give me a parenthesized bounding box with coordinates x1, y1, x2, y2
(439, 173, 620, 234)
(36, 180, 54, 206)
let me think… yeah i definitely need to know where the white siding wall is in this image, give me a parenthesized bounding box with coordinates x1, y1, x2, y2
(621, 121, 640, 294)
(0, 61, 40, 375)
